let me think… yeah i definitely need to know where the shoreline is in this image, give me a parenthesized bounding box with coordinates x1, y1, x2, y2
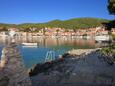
(29, 48, 115, 86)
(28, 48, 101, 76)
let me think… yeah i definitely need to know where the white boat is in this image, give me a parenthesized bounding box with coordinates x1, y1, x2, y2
(95, 35, 110, 42)
(22, 43, 38, 46)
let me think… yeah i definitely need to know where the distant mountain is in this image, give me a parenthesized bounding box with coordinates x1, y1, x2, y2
(45, 18, 109, 29)
(0, 23, 16, 31)
(0, 17, 110, 31)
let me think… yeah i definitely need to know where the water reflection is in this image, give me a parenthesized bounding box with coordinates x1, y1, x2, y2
(0, 36, 109, 68)
(0, 36, 109, 48)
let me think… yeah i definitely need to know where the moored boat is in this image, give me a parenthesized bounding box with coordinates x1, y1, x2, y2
(22, 43, 38, 46)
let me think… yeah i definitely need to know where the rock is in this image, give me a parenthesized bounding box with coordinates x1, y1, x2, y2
(0, 76, 9, 86)
(31, 50, 115, 86)
(29, 59, 65, 76)
(62, 53, 70, 58)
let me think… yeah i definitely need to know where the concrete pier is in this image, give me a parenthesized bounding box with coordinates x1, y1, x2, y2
(0, 43, 32, 86)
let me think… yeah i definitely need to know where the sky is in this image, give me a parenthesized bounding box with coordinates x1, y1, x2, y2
(0, 0, 114, 24)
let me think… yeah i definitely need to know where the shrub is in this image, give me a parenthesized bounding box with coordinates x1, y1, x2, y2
(112, 34, 115, 40)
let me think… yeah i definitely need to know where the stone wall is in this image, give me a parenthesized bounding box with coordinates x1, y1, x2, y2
(0, 43, 32, 86)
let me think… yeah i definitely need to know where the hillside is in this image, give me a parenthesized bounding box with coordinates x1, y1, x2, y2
(0, 18, 109, 31)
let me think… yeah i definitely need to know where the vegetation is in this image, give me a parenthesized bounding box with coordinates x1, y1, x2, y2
(112, 34, 115, 40)
(100, 0, 115, 65)
(41, 18, 109, 29)
(108, 0, 115, 15)
(0, 18, 109, 32)
(101, 44, 115, 65)
(0, 23, 16, 31)
(106, 0, 115, 30)
(101, 44, 115, 54)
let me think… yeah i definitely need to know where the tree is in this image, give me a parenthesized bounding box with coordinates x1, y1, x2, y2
(106, 0, 115, 29)
(0, 26, 8, 32)
(56, 29, 59, 36)
(108, 0, 115, 14)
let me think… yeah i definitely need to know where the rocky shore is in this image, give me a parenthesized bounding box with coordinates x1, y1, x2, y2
(30, 49, 115, 86)
(0, 44, 115, 86)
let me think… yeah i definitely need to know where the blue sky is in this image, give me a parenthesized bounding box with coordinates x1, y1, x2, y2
(0, 0, 114, 24)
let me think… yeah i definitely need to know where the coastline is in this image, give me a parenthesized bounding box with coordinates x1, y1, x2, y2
(28, 49, 99, 75)
(29, 48, 115, 86)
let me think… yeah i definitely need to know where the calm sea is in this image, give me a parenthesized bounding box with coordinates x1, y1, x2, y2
(0, 37, 108, 68)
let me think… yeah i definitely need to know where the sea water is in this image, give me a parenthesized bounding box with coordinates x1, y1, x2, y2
(0, 37, 106, 68)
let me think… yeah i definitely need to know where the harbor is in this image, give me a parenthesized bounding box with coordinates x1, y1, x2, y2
(0, 0, 114, 85)
(0, 36, 110, 68)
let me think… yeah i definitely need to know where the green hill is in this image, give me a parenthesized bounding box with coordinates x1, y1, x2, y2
(0, 17, 109, 31)
(46, 18, 109, 29)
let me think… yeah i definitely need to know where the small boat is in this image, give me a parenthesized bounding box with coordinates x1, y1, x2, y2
(22, 43, 38, 46)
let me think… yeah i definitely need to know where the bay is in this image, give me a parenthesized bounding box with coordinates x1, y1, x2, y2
(0, 37, 108, 68)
